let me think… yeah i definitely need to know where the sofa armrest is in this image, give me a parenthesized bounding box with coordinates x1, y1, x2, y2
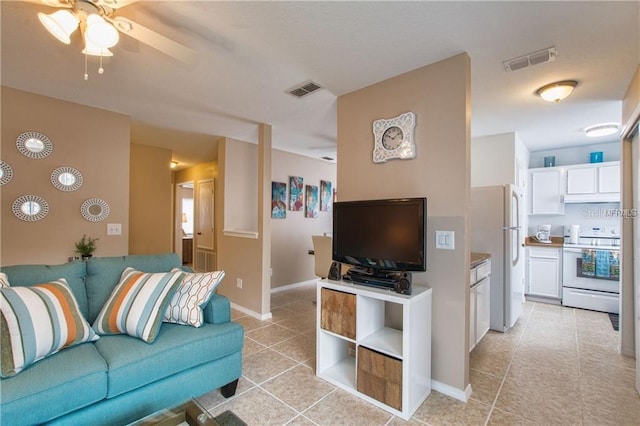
(203, 294, 231, 324)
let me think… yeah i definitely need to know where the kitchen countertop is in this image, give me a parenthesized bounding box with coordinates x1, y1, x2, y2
(524, 236, 564, 248)
(471, 252, 491, 268)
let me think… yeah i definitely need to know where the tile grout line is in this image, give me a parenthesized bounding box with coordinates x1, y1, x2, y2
(482, 302, 535, 426)
(573, 307, 586, 426)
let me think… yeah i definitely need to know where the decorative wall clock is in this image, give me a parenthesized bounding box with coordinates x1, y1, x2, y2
(372, 112, 416, 163)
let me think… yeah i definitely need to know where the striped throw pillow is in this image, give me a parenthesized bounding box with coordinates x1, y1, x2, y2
(163, 270, 225, 327)
(93, 267, 184, 343)
(1, 279, 99, 377)
(0, 272, 9, 288)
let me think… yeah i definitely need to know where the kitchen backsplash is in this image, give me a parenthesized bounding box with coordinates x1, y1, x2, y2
(528, 203, 621, 236)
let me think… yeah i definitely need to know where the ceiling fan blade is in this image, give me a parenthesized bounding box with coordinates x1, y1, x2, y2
(96, 0, 140, 10)
(19, 0, 72, 7)
(108, 16, 196, 64)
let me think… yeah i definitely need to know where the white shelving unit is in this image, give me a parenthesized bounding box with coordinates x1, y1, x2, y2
(316, 279, 432, 420)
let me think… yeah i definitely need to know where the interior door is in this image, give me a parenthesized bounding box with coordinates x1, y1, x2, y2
(631, 127, 639, 394)
(193, 179, 215, 272)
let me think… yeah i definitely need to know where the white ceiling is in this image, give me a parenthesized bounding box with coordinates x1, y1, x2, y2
(2, 1, 639, 169)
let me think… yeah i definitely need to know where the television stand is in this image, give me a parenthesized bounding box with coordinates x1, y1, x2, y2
(343, 268, 412, 294)
(316, 279, 432, 419)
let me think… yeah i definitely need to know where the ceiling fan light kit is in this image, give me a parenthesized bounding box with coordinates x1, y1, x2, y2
(38, 10, 79, 44)
(536, 80, 578, 103)
(32, 0, 195, 80)
(85, 13, 119, 48)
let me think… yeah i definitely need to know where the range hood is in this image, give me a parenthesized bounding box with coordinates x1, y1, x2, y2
(563, 193, 620, 203)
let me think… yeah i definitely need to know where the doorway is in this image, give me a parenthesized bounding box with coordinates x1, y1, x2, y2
(175, 182, 194, 266)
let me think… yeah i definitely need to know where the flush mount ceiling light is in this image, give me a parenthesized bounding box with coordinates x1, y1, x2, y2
(585, 123, 619, 138)
(535, 80, 578, 103)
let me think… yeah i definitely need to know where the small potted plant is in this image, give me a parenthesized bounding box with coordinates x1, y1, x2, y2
(75, 234, 99, 260)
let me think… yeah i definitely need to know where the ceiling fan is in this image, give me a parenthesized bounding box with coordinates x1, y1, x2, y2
(22, 0, 196, 77)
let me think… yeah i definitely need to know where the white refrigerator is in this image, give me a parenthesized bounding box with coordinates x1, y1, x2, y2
(471, 184, 525, 332)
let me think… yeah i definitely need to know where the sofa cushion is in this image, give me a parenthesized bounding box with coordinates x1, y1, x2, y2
(85, 254, 182, 323)
(0, 261, 88, 318)
(164, 269, 225, 327)
(1, 279, 99, 377)
(0, 343, 107, 425)
(93, 267, 184, 343)
(94, 321, 244, 398)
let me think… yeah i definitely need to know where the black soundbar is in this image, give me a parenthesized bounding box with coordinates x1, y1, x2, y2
(341, 269, 412, 294)
(342, 271, 397, 290)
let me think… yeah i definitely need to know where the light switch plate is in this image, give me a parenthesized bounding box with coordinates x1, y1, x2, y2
(107, 223, 122, 236)
(435, 230, 455, 250)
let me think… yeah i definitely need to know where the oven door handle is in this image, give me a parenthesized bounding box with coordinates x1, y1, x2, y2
(563, 248, 583, 254)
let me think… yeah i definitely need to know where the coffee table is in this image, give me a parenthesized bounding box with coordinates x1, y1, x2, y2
(129, 399, 220, 426)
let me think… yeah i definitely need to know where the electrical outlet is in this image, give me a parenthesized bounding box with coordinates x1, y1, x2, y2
(107, 223, 121, 236)
(236, 278, 243, 289)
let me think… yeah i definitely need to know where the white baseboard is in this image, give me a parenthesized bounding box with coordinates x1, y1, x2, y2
(230, 302, 272, 321)
(271, 279, 317, 293)
(431, 380, 472, 402)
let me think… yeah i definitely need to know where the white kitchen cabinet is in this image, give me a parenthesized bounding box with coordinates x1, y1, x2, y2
(566, 166, 597, 194)
(526, 247, 562, 300)
(598, 164, 621, 194)
(475, 278, 491, 344)
(564, 161, 620, 202)
(316, 280, 432, 420)
(469, 286, 476, 349)
(529, 168, 564, 215)
(469, 259, 491, 352)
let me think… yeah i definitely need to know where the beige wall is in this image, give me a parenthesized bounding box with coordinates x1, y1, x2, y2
(472, 132, 529, 188)
(224, 139, 258, 233)
(620, 65, 639, 359)
(271, 149, 336, 288)
(216, 135, 271, 316)
(128, 143, 173, 255)
(622, 65, 640, 129)
(174, 162, 218, 185)
(337, 54, 471, 393)
(1, 87, 130, 265)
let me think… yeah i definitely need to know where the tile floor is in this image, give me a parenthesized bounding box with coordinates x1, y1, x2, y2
(197, 282, 640, 425)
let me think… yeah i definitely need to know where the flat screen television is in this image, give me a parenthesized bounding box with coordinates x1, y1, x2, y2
(332, 197, 427, 275)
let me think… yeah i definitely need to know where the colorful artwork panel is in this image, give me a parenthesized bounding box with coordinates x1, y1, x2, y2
(305, 185, 319, 218)
(320, 180, 332, 212)
(289, 176, 304, 211)
(271, 181, 287, 219)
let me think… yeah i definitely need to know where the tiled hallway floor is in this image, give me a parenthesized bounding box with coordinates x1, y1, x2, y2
(197, 282, 639, 425)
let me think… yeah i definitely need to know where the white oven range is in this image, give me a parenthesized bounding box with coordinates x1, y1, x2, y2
(562, 226, 620, 314)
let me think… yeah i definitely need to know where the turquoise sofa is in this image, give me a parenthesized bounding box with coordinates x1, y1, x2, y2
(0, 254, 244, 426)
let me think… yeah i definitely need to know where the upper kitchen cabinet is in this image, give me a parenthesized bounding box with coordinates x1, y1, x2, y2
(529, 168, 564, 215)
(564, 161, 620, 203)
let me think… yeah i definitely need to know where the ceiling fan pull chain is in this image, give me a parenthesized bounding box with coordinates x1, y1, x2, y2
(98, 53, 104, 75)
(84, 52, 89, 81)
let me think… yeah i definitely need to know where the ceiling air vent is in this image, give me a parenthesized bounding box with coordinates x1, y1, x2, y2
(503, 47, 556, 72)
(287, 81, 322, 98)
